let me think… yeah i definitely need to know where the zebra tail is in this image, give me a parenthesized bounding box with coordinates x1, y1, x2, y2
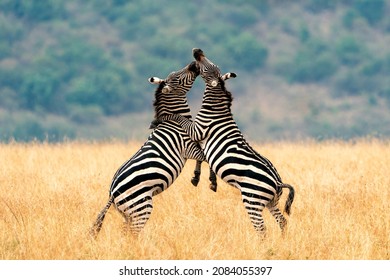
(281, 184, 295, 216)
(90, 196, 114, 239)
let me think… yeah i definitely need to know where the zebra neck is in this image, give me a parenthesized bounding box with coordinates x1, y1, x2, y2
(201, 88, 233, 109)
(201, 96, 231, 111)
(154, 95, 192, 119)
(201, 103, 231, 113)
(156, 110, 192, 120)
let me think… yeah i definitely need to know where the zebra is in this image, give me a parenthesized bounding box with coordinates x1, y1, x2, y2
(158, 49, 295, 235)
(90, 61, 217, 237)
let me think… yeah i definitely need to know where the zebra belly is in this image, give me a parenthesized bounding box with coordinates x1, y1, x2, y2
(110, 153, 184, 206)
(206, 141, 279, 196)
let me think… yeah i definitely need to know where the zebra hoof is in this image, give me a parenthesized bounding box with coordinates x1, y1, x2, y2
(209, 183, 217, 192)
(191, 177, 199, 187)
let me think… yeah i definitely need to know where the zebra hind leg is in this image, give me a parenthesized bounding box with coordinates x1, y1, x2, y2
(267, 204, 288, 234)
(242, 196, 267, 236)
(266, 183, 295, 235)
(251, 212, 267, 236)
(266, 189, 288, 234)
(122, 196, 154, 235)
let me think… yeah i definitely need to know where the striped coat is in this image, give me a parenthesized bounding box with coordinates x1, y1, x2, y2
(161, 49, 295, 234)
(90, 61, 215, 236)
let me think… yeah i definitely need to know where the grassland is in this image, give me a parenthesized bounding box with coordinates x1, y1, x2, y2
(0, 140, 389, 260)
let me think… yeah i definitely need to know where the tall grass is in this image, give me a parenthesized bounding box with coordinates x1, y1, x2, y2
(0, 140, 389, 259)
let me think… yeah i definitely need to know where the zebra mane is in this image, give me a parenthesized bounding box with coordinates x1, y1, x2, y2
(152, 81, 166, 119)
(219, 77, 233, 108)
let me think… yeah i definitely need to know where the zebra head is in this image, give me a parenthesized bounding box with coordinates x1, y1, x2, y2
(148, 61, 199, 95)
(193, 48, 237, 87)
(193, 48, 236, 107)
(148, 61, 200, 121)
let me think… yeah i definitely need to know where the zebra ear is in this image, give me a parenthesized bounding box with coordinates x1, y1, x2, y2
(149, 77, 164, 84)
(221, 72, 237, 81)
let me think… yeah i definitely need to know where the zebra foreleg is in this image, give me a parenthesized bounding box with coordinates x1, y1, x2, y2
(191, 160, 202, 186)
(191, 161, 217, 192)
(209, 168, 217, 192)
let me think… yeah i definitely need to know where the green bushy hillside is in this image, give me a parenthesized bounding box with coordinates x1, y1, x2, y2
(0, 0, 389, 141)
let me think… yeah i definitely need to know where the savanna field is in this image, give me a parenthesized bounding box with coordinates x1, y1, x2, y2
(0, 140, 389, 260)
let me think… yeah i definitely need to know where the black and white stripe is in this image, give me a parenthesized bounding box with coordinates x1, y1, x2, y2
(161, 49, 295, 234)
(90, 61, 215, 237)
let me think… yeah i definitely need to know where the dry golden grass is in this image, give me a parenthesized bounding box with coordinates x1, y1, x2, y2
(1, 140, 389, 260)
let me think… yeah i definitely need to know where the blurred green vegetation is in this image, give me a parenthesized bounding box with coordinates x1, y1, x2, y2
(0, 0, 389, 141)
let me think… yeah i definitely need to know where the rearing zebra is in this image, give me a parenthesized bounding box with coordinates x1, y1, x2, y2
(159, 49, 295, 234)
(90, 61, 216, 237)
